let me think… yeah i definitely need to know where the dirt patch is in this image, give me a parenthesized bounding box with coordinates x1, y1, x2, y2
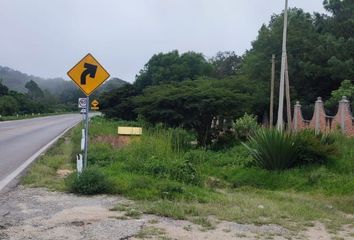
(303, 222, 332, 240)
(0, 186, 143, 240)
(131, 216, 291, 240)
(1, 187, 354, 240)
(56, 169, 73, 178)
(94, 135, 137, 148)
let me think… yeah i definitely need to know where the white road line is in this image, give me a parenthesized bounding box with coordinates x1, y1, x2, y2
(0, 121, 80, 192)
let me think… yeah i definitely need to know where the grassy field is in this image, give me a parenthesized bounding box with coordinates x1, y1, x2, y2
(22, 116, 354, 233)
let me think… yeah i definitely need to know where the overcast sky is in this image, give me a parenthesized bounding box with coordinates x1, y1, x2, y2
(0, 0, 326, 83)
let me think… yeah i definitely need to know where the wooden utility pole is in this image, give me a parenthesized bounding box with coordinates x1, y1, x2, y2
(270, 54, 275, 128)
(285, 56, 292, 131)
(276, 0, 288, 131)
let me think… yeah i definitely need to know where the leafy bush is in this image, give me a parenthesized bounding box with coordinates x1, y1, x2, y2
(325, 80, 354, 115)
(295, 130, 337, 166)
(243, 129, 300, 170)
(234, 113, 259, 141)
(172, 160, 202, 185)
(142, 155, 170, 177)
(66, 167, 112, 195)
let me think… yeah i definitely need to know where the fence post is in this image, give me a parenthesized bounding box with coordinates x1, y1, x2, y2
(339, 96, 349, 134)
(293, 101, 301, 132)
(314, 97, 323, 134)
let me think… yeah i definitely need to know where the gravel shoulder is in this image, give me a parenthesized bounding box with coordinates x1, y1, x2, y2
(0, 186, 142, 240)
(1, 186, 353, 240)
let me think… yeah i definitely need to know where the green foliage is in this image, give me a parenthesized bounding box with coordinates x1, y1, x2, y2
(172, 160, 201, 186)
(170, 128, 193, 153)
(0, 95, 19, 115)
(113, 128, 202, 186)
(325, 80, 354, 112)
(22, 118, 354, 231)
(244, 128, 338, 170)
(295, 130, 338, 165)
(0, 79, 9, 96)
(0, 78, 73, 115)
(135, 50, 212, 90)
(243, 129, 300, 170)
(88, 143, 116, 167)
(210, 51, 242, 78)
(323, 0, 354, 39)
(0, 66, 119, 114)
(100, 83, 139, 120)
(134, 78, 254, 146)
(25, 80, 44, 99)
(234, 113, 260, 141)
(158, 181, 185, 200)
(211, 130, 237, 150)
(240, 5, 354, 107)
(66, 167, 112, 195)
(89, 118, 354, 196)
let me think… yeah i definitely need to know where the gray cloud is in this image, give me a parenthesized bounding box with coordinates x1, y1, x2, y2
(0, 0, 325, 82)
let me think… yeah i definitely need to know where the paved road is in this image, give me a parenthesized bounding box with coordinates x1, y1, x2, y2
(0, 114, 82, 191)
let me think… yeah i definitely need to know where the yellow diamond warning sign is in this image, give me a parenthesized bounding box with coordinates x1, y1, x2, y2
(67, 53, 110, 96)
(91, 100, 99, 107)
(91, 99, 99, 110)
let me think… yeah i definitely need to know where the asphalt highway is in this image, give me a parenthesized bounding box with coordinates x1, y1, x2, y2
(0, 114, 82, 191)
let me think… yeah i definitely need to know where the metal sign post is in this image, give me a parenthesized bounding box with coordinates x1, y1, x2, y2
(68, 53, 110, 171)
(84, 96, 89, 168)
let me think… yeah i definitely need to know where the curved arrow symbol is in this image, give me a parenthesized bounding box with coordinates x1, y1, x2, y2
(81, 63, 97, 85)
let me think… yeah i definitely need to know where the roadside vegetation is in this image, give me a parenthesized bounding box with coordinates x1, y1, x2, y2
(23, 116, 354, 233)
(22, 126, 81, 190)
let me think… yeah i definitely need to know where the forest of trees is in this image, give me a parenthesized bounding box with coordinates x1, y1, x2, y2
(101, 0, 354, 145)
(0, 79, 68, 116)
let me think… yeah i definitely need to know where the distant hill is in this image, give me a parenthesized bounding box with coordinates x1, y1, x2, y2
(0, 65, 128, 95)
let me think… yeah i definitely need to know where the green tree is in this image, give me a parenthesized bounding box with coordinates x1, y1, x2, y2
(100, 83, 138, 120)
(25, 80, 44, 100)
(0, 95, 19, 116)
(323, 0, 354, 39)
(134, 78, 254, 146)
(240, 3, 354, 109)
(0, 79, 9, 96)
(135, 50, 212, 90)
(210, 51, 242, 78)
(325, 80, 354, 113)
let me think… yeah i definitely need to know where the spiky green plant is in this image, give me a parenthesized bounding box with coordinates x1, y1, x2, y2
(242, 129, 300, 170)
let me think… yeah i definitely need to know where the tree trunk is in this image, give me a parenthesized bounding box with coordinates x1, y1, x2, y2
(195, 117, 213, 147)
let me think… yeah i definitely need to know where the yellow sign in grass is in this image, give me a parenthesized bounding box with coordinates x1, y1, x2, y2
(118, 127, 142, 136)
(67, 53, 110, 96)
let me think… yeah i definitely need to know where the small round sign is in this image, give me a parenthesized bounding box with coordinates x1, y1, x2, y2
(78, 98, 87, 109)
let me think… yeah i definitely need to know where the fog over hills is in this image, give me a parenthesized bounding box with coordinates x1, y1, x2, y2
(0, 65, 127, 95)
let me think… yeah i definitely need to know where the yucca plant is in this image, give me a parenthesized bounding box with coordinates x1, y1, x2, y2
(242, 128, 300, 170)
